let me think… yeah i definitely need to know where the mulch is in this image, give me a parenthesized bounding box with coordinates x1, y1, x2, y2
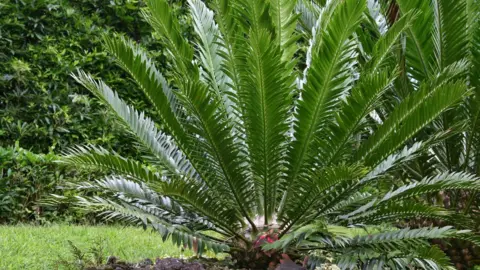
(86, 257, 238, 270)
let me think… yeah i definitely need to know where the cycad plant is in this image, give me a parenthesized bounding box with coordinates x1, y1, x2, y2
(373, 0, 480, 268)
(382, 0, 480, 217)
(62, 0, 480, 268)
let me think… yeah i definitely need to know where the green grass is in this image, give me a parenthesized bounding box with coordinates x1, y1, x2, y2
(0, 224, 203, 270)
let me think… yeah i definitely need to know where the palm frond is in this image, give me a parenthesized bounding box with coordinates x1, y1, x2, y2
(395, 0, 435, 82)
(367, 10, 416, 72)
(239, 28, 294, 223)
(188, 0, 238, 120)
(386, 245, 454, 270)
(75, 194, 228, 254)
(175, 81, 256, 229)
(464, 0, 480, 171)
(270, 225, 470, 270)
(356, 80, 468, 167)
(59, 145, 160, 182)
(380, 171, 480, 203)
(143, 0, 195, 77)
(70, 71, 192, 176)
(101, 35, 183, 137)
(318, 192, 374, 219)
(295, 0, 321, 34)
(338, 245, 454, 270)
(281, 165, 367, 230)
(334, 227, 470, 269)
(74, 177, 187, 224)
(432, 0, 468, 71)
(322, 69, 397, 166)
(158, 176, 246, 239)
(342, 200, 471, 227)
(210, 0, 245, 100)
(363, 141, 423, 182)
(343, 226, 470, 251)
(430, 0, 470, 173)
(320, 12, 416, 167)
(270, 0, 299, 61)
(367, 0, 388, 35)
(282, 0, 365, 217)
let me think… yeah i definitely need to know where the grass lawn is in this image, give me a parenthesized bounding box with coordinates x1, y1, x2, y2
(0, 224, 203, 270)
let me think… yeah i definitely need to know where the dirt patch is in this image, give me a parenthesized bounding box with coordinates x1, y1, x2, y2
(86, 255, 306, 270)
(86, 257, 240, 270)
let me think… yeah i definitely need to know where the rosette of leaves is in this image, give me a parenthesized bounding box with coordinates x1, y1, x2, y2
(60, 0, 480, 268)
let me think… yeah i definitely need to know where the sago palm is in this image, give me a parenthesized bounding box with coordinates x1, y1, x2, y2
(368, 0, 480, 268)
(61, 0, 480, 268)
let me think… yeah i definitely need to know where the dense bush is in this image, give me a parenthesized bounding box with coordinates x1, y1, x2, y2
(0, 0, 187, 155)
(0, 0, 188, 223)
(0, 144, 99, 223)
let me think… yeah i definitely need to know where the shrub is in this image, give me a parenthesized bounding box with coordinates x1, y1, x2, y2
(63, 0, 480, 268)
(0, 0, 183, 155)
(0, 144, 98, 223)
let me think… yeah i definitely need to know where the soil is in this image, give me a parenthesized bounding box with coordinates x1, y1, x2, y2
(86, 256, 305, 270)
(86, 257, 243, 270)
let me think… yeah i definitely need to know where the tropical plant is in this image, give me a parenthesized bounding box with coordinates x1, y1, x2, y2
(62, 0, 480, 268)
(372, 0, 480, 268)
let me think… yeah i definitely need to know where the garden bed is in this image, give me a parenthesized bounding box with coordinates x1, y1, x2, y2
(86, 257, 235, 270)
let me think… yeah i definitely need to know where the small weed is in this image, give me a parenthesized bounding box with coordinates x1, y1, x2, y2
(55, 238, 106, 270)
(89, 238, 105, 265)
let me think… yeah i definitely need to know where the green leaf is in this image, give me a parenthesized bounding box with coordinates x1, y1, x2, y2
(281, 0, 365, 221)
(357, 80, 468, 167)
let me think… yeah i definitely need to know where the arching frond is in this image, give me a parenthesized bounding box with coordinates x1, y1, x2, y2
(158, 176, 246, 238)
(74, 194, 228, 254)
(367, 10, 416, 72)
(363, 141, 423, 182)
(188, 0, 237, 120)
(282, 165, 367, 229)
(322, 69, 397, 166)
(59, 145, 161, 182)
(143, 0, 195, 77)
(338, 245, 454, 270)
(343, 200, 471, 227)
(269, 225, 470, 270)
(380, 171, 480, 203)
(386, 246, 454, 270)
(357, 80, 468, 167)
(71, 71, 193, 176)
(74, 177, 186, 224)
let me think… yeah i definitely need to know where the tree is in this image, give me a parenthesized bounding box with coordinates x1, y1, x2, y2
(61, 0, 480, 268)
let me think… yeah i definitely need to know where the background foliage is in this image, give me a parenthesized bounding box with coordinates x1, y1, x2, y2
(0, 0, 188, 154)
(0, 0, 187, 223)
(0, 144, 99, 223)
